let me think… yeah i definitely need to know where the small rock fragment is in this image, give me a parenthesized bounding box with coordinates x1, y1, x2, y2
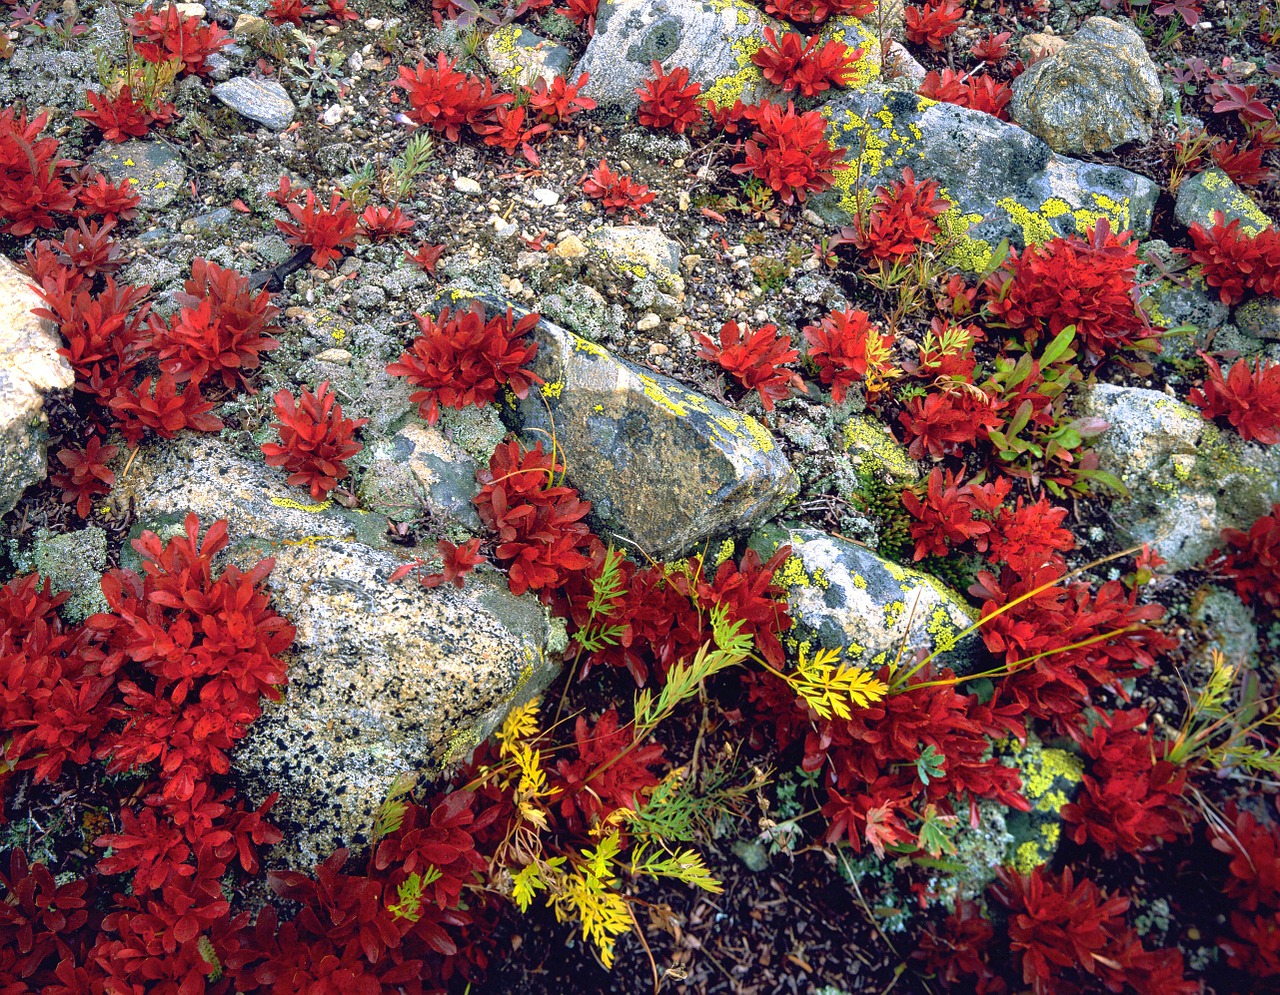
(212, 77, 296, 131)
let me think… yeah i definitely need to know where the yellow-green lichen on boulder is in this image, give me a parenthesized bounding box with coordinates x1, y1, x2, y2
(996, 733, 1084, 877)
(810, 88, 1160, 272)
(750, 525, 979, 674)
(574, 0, 785, 113)
(1174, 167, 1275, 239)
(841, 413, 920, 484)
(479, 24, 574, 89)
(86, 139, 186, 211)
(585, 225, 685, 292)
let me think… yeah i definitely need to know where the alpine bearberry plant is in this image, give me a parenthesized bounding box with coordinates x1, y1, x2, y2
(261, 381, 369, 500)
(697, 320, 803, 412)
(1188, 351, 1280, 444)
(731, 100, 846, 204)
(581, 159, 656, 217)
(635, 61, 703, 134)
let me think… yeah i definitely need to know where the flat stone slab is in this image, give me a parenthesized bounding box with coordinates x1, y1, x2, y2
(212, 76, 295, 131)
(813, 88, 1160, 272)
(87, 140, 186, 210)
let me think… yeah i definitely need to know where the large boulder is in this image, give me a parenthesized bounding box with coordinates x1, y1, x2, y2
(812, 89, 1160, 272)
(1077, 384, 1280, 570)
(0, 255, 73, 516)
(750, 526, 979, 674)
(1010, 17, 1162, 154)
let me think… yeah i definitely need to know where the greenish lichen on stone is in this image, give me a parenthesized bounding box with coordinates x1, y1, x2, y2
(10, 526, 109, 622)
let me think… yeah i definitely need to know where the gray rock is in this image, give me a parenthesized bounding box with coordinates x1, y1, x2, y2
(1235, 297, 1280, 341)
(428, 301, 798, 558)
(811, 89, 1160, 272)
(232, 540, 558, 868)
(1137, 240, 1229, 360)
(480, 24, 573, 89)
(586, 225, 684, 290)
(1191, 586, 1259, 669)
(750, 526, 979, 674)
(1174, 168, 1273, 237)
(0, 256, 73, 515)
(576, 0, 784, 114)
(1010, 18, 1162, 154)
(87, 140, 187, 211)
(453, 176, 482, 196)
(1077, 383, 1280, 570)
(616, 128, 692, 166)
(11, 527, 109, 622)
(359, 422, 483, 530)
(882, 40, 927, 92)
(212, 77, 296, 131)
(537, 282, 625, 343)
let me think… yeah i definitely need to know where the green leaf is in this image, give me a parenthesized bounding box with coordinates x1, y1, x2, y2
(915, 744, 946, 786)
(1040, 325, 1076, 366)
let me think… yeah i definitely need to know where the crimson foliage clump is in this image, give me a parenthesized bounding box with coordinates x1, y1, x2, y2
(261, 380, 368, 500)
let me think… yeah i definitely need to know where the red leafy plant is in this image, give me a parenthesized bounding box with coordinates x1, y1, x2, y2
(897, 386, 1004, 460)
(528, 72, 596, 123)
(74, 172, 142, 223)
(849, 166, 949, 260)
(391, 538, 486, 590)
(274, 183, 359, 268)
(0, 108, 76, 236)
(51, 437, 118, 517)
(109, 371, 224, 446)
(765, 0, 875, 23)
(802, 307, 895, 403)
(1212, 138, 1275, 186)
(900, 467, 1011, 561)
(751, 27, 861, 97)
(914, 899, 1006, 993)
(266, 0, 318, 25)
(971, 30, 1012, 64)
(0, 849, 90, 979)
(698, 320, 803, 412)
(731, 100, 846, 204)
(1208, 502, 1280, 608)
(990, 866, 1198, 995)
(983, 218, 1155, 365)
(635, 61, 703, 133)
(919, 68, 1014, 120)
(473, 438, 594, 598)
(393, 54, 510, 142)
(1211, 805, 1280, 976)
(478, 104, 551, 165)
(358, 204, 415, 241)
(386, 301, 542, 425)
(76, 85, 175, 142)
(261, 380, 368, 499)
(1188, 351, 1280, 444)
(405, 241, 446, 275)
(556, 0, 599, 34)
(1060, 707, 1190, 856)
(582, 159, 656, 217)
(552, 706, 664, 832)
(1181, 211, 1280, 305)
(127, 3, 232, 77)
(905, 0, 964, 50)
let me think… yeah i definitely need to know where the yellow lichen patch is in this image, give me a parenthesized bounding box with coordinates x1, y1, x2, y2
(1021, 747, 1084, 803)
(1073, 192, 1133, 237)
(842, 417, 917, 482)
(1199, 168, 1273, 236)
(740, 413, 776, 454)
(937, 203, 992, 273)
(270, 496, 333, 513)
(707, 0, 753, 25)
(821, 17, 881, 90)
(810, 567, 830, 590)
(572, 334, 608, 358)
(926, 605, 958, 654)
(704, 33, 765, 109)
(776, 554, 811, 589)
(540, 381, 564, 399)
(883, 599, 906, 628)
(996, 197, 1057, 246)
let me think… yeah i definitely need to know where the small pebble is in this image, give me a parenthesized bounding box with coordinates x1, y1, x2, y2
(531, 187, 559, 207)
(321, 105, 343, 126)
(648, 342, 669, 357)
(508, 279, 524, 295)
(637, 313, 661, 331)
(453, 176, 482, 196)
(314, 348, 354, 365)
(552, 234, 587, 259)
(364, 17, 383, 29)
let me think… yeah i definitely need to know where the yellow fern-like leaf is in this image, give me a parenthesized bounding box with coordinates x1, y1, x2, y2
(511, 863, 546, 912)
(498, 696, 542, 758)
(787, 646, 888, 720)
(553, 868, 631, 969)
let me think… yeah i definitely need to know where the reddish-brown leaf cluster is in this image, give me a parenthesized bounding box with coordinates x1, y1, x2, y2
(897, 387, 1004, 460)
(528, 72, 596, 123)
(971, 30, 1013, 64)
(50, 437, 118, 517)
(109, 371, 225, 446)
(698, 320, 803, 411)
(385, 301, 542, 425)
(852, 166, 949, 259)
(764, 0, 875, 23)
(555, 0, 599, 34)
(1212, 805, 1280, 977)
(1188, 351, 1280, 444)
(478, 104, 551, 165)
(730, 100, 846, 204)
(405, 240, 446, 275)
(751, 27, 861, 97)
(273, 182, 359, 269)
(582, 159, 657, 217)
(1209, 502, 1280, 608)
(904, 0, 965, 50)
(358, 204, 415, 241)
(1181, 212, 1280, 305)
(265, 0, 318, 26)
(127, 3, 232, 77)
(261, 380, 368, 499)
(991, 866, 1198, 995)
(900, 467, 1012, 561)
(75, 85, 176, 142)
(1212, 138, 1275, 186)
(552, 707, 664, 832)
(919, 68, 1014, 120)
(802, 306, 893, 403)
(393, 53, 511, 143)
(635, 61, 703, 134)
(1060, 707, 1190, 855)
(73, 172, 142, 223)
(983, 219, 1153, 365)
(0, 109, 75, 236)
(473, 439, 594, 599)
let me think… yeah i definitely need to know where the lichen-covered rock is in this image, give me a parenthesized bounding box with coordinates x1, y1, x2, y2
(9, 527, 108, 622)
(812, 89, 1160, 272)
(359, 422, 483, 531)
(232, 540, 558, 868)
(537, 282, 626, 344)
(840, 415, 919, 484)
(0, 255, 73, 516)
(1174, 168, 1273, 237)
(211, 76, 295, 130)
(586, 225, 684, 291)
(491, 308, 798, 558)
(480, 24, 572, 89)
(1138, 240, 1229, 360)
(87, 140, 186, 211)
(750, 526, 978, 673)
(1077, 383, 1280, 570)
(575, 0, 784, 114)
(1235, 297, 1280, 341)
(1010, 18, 1161, 154)
(1192, 586, 1259, 669)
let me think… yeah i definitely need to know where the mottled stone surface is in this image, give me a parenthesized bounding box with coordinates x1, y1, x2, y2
(1078, 384, 1280, 570)
(359, 422, 483, 530)
(1138, 240, 1229, 360)
(812, 89, 1160, 272)
(212, 76, 295, 130)
(750, 526, 978, 674)
(575, 0, 783, 113)
(1235, 297, 1280, 341)
(1011, 18, 1161, 154)
(87, 140, 187, 210)
(586, 225, 684, 289)
(232, 540, 558, 868)
(10, 527, 108, 622)
(1174, 167, 1274, 237)
(480, 24, 573, 89)
(0, 255, 72, 515)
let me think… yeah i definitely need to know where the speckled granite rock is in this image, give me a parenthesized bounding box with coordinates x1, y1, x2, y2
(0, 255, 73, 515)
(232, 540, 559, 868)
(1137, 240, 1229, 360)
(750, 525, 979, 674)
(87, 140, 186, 211)
(359, 422, 483, 530)
(586, 225, 684, 291)
(1077, 383, 1280, 570)
(1011, 17, 1162, 154)
(480, 24, 573, 89)
(1174, 168, 1273, 237)
(9, 527, 108, 622)
(1235, 297, 1280, 341)
(212, 76, 295, 130)
(812, 89, 1160, 272)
